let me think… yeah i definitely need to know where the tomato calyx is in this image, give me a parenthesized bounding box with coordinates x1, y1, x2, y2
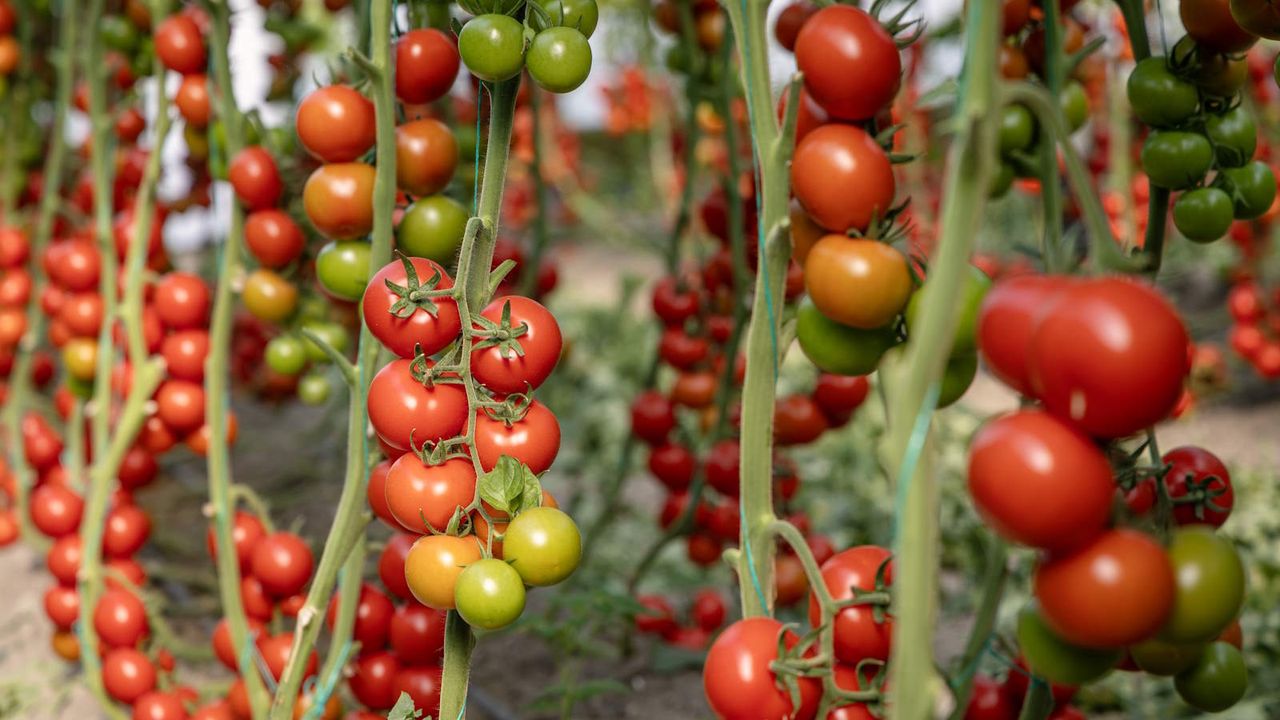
(470, 299, 532, 360)
(383, 253, 452, 319)
(1167, 471, 1232, 520)
(476, 391, 535, 426)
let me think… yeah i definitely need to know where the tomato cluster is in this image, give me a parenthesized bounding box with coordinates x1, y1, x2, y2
(457, 0, 596, 93)
(970, 273, 1248, 713)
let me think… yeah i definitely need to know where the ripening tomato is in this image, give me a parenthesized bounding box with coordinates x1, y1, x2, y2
(967, 411, 1114, 552)
(228, 146, 283, 211)
(155, 14, 206, 74)
(395, 29, 460, 105)
(94, 588, 150, 648)
(1016, 604, 1121, 686)
(455, 557, 527, 629)
(384, 455, 476, 534)
(244, 209, 305, 268)
(1179, 0, 1258, 52)
(349, 652, 400, 711)
(794, 5, 901, 120)
(250, 531, 314, 598)
(395, 118, 458, 197)
(703, 617, 821, 720)
(501, 507, 581, 586)
(471, 296, 562, 394)
(1028, 277, 1189, 438)
(367, 359, 468, 450)
(175, 73, 211, 127)
(474, 400, 561, 474)
(1034, 529, 1175, 649)
(303, 163, 376, 239)
(296, 86, 377, 163)
(361, 256, 461, 359)
(791, 124, 894, 234)
(1163, 526, 1245, 643)
(809, 546, 894, 664)
(404, 533, 483, 610)
(379, 533, 415, 601)
(103, 647, 157, 703)
(242, 269, 298, 323)
(804, 236, 911, 329)
(389, 602, 446, 664)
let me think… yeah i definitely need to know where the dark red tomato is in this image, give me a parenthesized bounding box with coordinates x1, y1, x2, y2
(361, 257, 461, 359)
(367, 359, 468, 450)
(966, 675, 1017, 720)
(30, 483, 84, 538)
(238, 576, 273, 621)
(379, 533, 416, 601)
(668, 626, 713, 650)
(975, 274, 1074, 395)
(94, 588, 150, 648)
(967, 410, 1114, 552)
(161, 329, 209, 382)
(303, 163, 376, 239)
(795, 5, 900, 120)
(791, 124, 894, 233)
(205, 510, 266, 573)
(132, 691, 189, 720)
(393, 665, 442, 717)
(154, 272, 210, 330)
(367, 460, 400, 530)
(691, 589, 727, 632)
(259, 632, 318, 681)
(634, 594, 679, 636)
(349, 651, 400, 710)
(702, 617, 821, 720)
(812, 373, 869, 426)
(648, 442, 696, 491)
(0, 226, 30, 267)
(47, 535, 82, 586)
(175, 73, 211, 127)
(651, 276, 701, 325)
(774, 394, 828, 445)
(1028, 278, 1190, 439)
(228, 146, 283, 211)
(1033, 529, 1175, 649)
(296, 85, 377, 163)
(212, 616, 267, 670)
(1002, 0, 1031, 35)
(395, 118, 458, 197)
(103, 504, 151, 559)
(389, 602, 447, 664)
(155, 379, 205, 435)
(326, 583, 394, 650)
(474, 400, 561, 474)
(658, 327, 710, 369)
(249, 531, 314, 598)
(102, 647, 157, 703)
(631, 390, 677, 444)
(704, 439, 741, 496)
(244, 209, 305, 268)
(384, 455, 476, 533)
(116, 107, 146, 144)
(774, 1, 818, 51)
(1162, 446, 1234, 528)
(809, 546, 893, 664)
(1180, 0, 1258, 53)
(395, 29, 460, 104)
(1124, 477, 1158, 516)
(155, 14, 206, 74)
(43, 585, 80, 630)
(471, 296, 562, 394)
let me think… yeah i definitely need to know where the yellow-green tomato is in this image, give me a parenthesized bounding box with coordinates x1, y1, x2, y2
(502, 507, 582, 587)
(1129, 638, 1203, 676)
(454, 558, 527, 630)
(1164, 526, 1245, 643)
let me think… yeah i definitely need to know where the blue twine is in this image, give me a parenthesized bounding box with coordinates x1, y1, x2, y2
(739, 498, 770, 610)
(301, 639, 354, 720)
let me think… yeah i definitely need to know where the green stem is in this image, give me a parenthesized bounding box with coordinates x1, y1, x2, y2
(879, 3, 1000, 718)
(1037, 0, 1064, 273)
(439, 611, 476, 719)
(945, 539, 1008, 720)
(1111, 0, 1166, 272)
(516, 88, 550, 298)
(1017, 680, 1054, 720)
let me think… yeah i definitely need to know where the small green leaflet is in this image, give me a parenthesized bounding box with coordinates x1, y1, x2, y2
(386, 692, 423, 720)
(477, 455, 543, 516)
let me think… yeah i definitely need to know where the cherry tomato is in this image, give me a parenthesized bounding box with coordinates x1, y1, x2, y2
(395, 118, 458, 197)
(349, 651, 400, 710)
(630, 390, 676, 444)
(1173, 641, 1248, 712)
(1163, 526, 1245, 643)
(395, 29, 460, 105)
(245, 209, 305, 268)
(393, 666, 442, 719)
(367, 359, 468, 450)
(702, 617, 821, 720)
(1016, 604, 1121, 686)
(527, 27, 592, 93)
(30, 483, 84, 538)
(326, 583, 394, 651)
(361, 256, 461, 359)
(154, 272, 210, 330)
(791, 124, 894, 233)
(809, 546, 893, 664)
(94, 588, 150, 648)
(155, 14, 206, 74)
(796, 298, 898, 376)
(385, 455, 476, 533)
(103, 647, 157, 703)
(296, 86, 376, 163)
(249, 531, 314, 598)
(471, 296, 562, 394)
(455, 557, 527, 629)
(404, 534, 483, 610)
(795, 4, 901, 120)
(805, 236, 912, 330)
(378, 533, 416, 601)
(975, 274, 1073, 395)
(389, 602, 446, 664)
(647, 443, 696, 491)
(304, 163, 376, 240)
(1181, 0, 1259, 52)
(501, 506, 580, 586)
(103, 504, 151, 558)
(1162, 446, 1234, 527)
(175, 73, 211, 127)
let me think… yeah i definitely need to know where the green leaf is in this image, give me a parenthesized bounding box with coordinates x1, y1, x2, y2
(387, 692, 423, 720)
(477, 455, 543, 515)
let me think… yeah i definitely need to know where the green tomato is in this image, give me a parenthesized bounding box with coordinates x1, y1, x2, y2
(502, 507, 582, 587)
(904, 265, 990, 353)
(989, 163, 1015, 199)
(1174, 642, 1248, 713)
(1141, 131, 1214, 189)
(1215, 160, 1277, 220)
(937, 352, 977, 409)
(1017, 604, 1121, 686)
(1173, 187, 1234, 243)
(998, 105, 1036, 156)
(664, 44, 691, 74)
(1204, 106, 1257, 168)
(526, 27, 592, 94)
(1189, 48, 1247, 98)
(1126, 56, 1199, 128)
(265, 335, 308, 376)
(454, 558, 527, 630)
(458, 14, 526, 83)
(297, 373, 332, 406)
(101, 15, 140, 53)
(66, 373, 95, 399)
(300, 320, 349, 363)
(316, 240, 371, 302)
(1164, 527, 1245, 643)
(533, 0, 599, 37)
(1130, 638, 1204, 677)
(796, 299, 899, 377)
(398, 195, 469, 265)
(1059, 82, 1089, 132)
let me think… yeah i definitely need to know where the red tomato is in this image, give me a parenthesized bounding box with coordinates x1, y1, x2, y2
(1162, 445, 1234, 528)
(46, 238, 101, 291)
(395, 29, 460, 104)
(389, 602, 447, 664)
(175, 74, 211, 127)
(1033, 529, 1175, 648)
(384, 455, 476, 533)
(651, 276, 701, 325)
(367, 459, 400, 530)
(704, 439, 741, 497)
(634, 594, 678, 636)
(349, 651, 400, 710)
(131, 691, 188, 720)
(630, 390, 676, 444)
(1028, 278, 1189, 438)
(361, 257, 461, 359)
(153, 272, 210, 330)
(30, 483, 84, 538)
(205, 510, 266, 573)
(43, 585, 80, 630)
(702, 617, 821, 720)
(155, 14, 206, 74)
(212, 616, 267, 670)
(94, 588, 150, 648)
(395, 118, 458, 197)
(975, 274, 1075, 395)
(258, 632, 318, 681)
(155, 379, 206, 435)
(303, 163, 376, 240)
(392, 666, 442, 718)
(966, 675, 1018, 720)
(47, 535, 83, 586)
(774, 394, 829, 445)
(473, 400, 561, 474)
(691, 589, 727, 632)
(228, 146, 284, 211)
(647, 442, 696, 491)
(249, 531, 314, 598)
(326, 583, 394, 650)
(103, 504, 151, 558)
(102, 647, 157, 703)
(244, 209, 305, 268)
(378, 533, 416, 601)
(367, 359, 468, 450)
(296, 86, 376, 163)
(791, 124, 894, 233)
(812, 373, 869, 425)
(809, 546, 893, 664)
(160, 329, 209, 382)
(967, 410, 1114, 552)
(794, 5, 901, 120)
(471, 296, 563, 394)
(658, 327, 710, 369)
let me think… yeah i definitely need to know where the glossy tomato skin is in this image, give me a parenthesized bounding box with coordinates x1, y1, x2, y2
(1162, 446, 1234, 527)
(702, 617, 820, 720)
(1164, 526, 1245, 643)
(404, 534, 483, 610)
(1016, 604, 1122, 686)
(361, 257, 461, 359)
(1033, 529, 1175, 649)
(155, 14, 205, 74)
(501, 507, 581, 586)
(205, 510, 266, 572)
(304, 163, 376, 240)
(1181, 0, 1259, 51)
(378, 533, 416, 601)
(326, 583, 394, 650)
(296, 85, 377, 163)
(367, 359, 468, 450)
(474, 400, 561, 474)
(454, 557, 527, 629)
(794, 5, 901, 120)
(1173, 641, 1248, 712)
(349, 651, 400, 710)
(395, 29, 459, 104)
(389, 602, 446, 664)
(94, 588, 150, 648)
(1028, 278, 1189, 439)
(384, 455, 476, 533)
(228, 146, 283, 211)
(103, 647, 157, 703)
(791, 124, 894, 234)
(471, 296, 562, 394)
(249, 532, 314, 598)
(245, 210, 305, 268)
(393, 665, 442, 719)
(965, 675, 1018, 720)
(975, 274, 1074, 395)
(395, 118, 458, 197)
(809, 546, 893, 664)
(630, 390, 676, 444)
(805, 236, 912, 329)
(967, 410, 1114, 552)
